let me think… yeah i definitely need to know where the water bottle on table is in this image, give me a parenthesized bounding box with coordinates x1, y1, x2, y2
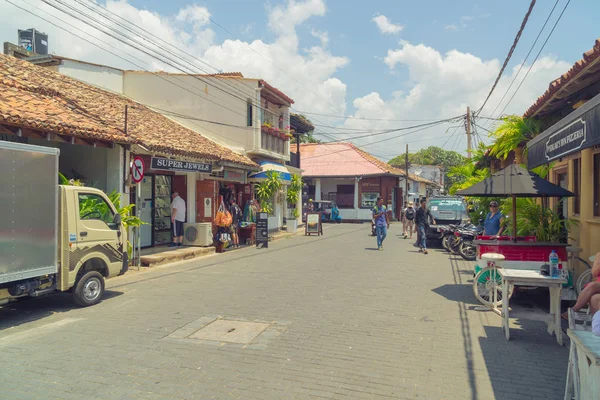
(549, 250, 559, 278)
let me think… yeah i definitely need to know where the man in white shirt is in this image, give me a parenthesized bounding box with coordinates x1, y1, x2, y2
(170, 191, 186, 247)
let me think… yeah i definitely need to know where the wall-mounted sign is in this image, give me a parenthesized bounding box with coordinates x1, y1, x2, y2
(151, 157, 212, 173)
(305, 212, 323, 236)
(224, 170, 245, 182)
(545, 119, 586, 161)
(360, 181, 380, 191)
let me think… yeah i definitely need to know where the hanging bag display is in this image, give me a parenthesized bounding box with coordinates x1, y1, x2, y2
(215, 200, 233, 227)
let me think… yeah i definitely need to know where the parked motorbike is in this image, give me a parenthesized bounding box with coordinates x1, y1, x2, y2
(448, 224, 482, 259)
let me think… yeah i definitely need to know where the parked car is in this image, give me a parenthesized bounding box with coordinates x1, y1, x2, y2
(425, 196, 470, 241)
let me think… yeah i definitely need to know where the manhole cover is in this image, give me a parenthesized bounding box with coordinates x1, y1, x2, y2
(188, 320, 270, 344)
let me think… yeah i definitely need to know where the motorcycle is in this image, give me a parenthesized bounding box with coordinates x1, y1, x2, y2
(448, 224, 481, 257)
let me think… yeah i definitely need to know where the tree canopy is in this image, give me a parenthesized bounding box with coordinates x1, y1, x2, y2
(388, 146, 466, 191)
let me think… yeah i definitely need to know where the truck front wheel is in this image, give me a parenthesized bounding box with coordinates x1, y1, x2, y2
(73, 271, 105, 307)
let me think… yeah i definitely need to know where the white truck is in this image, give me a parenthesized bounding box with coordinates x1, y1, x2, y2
(0, 141, 128, 307)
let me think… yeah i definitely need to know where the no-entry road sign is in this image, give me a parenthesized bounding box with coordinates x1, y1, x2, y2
(131, 156, 145, 183)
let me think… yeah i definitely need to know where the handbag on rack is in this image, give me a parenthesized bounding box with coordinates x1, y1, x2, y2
(215, 200, 233, 227)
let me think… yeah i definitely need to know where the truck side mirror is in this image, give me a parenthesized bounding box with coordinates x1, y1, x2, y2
(113, 213, 122, 226)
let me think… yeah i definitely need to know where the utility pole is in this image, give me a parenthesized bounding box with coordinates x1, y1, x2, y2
(466, 106, 472, 159)
(404, 144, 409, 207)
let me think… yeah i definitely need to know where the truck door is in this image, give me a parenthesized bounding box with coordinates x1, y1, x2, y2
(75, 192, 123, 269)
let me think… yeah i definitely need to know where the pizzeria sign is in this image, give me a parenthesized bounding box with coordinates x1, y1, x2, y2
(545, 119, 586, 161)
(151, 157, 212, 173)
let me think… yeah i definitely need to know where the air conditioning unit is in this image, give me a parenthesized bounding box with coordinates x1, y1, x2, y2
(183, 223, 212, 246)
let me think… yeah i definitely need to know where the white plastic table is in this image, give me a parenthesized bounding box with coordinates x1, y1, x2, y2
(498, 269, 567, 345)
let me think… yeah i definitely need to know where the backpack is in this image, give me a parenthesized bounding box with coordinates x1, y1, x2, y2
(405, 207, 415, 220)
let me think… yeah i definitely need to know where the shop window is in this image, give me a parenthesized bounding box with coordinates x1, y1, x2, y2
(574, 158, 581, 215)
(595, 154, 600, 216)
(361, 192, 379, 208)
(246, 100, 253, 127)
(78, 193, 115, 226)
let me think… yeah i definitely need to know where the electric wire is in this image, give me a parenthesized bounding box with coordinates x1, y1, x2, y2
(496, 0, 571, 118)
(476, 0, 537, 115)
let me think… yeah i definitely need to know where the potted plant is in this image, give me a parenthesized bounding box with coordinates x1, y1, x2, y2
(287, 208, 299, 233)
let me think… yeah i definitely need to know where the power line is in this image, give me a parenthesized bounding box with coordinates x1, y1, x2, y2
(42, 0, 257, 114)
(292, 110, 451, 122)
(476, 0, 537, 115)
(496, 0, 571, 118)
(74, 0, 261, 104)
(483, 0, 561, 125)
(2, 0, 258, 149)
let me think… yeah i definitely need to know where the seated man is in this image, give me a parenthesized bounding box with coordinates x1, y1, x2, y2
(565, 252, 600, 335)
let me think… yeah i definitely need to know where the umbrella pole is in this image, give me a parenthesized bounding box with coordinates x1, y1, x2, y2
(512, 195, 517, 243)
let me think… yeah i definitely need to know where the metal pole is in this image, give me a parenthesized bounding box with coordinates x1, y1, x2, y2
(466, 107, 472, 159)
(405, 144, 409, 207)
(137, 181, 141, 268)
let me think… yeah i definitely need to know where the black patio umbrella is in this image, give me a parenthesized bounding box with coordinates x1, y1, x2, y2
(456, 163, 574, 241)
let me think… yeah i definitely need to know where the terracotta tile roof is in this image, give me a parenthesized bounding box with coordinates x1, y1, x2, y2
(259, 79, 294, 105)
(0, 54, 256, 167)
(300, 142, 434, 184)
(524, 38, 600, 118)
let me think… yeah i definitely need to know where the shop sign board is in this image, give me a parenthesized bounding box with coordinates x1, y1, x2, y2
(305, 212, 323, 236)
(545, 119, 586, 161)
(131, 156, 145, 183)
(224, 170, 245, 182)
(256, 212, 269, 249)
(151, 157, 212, 173)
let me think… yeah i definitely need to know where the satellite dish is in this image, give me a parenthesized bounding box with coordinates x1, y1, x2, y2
(413, 168, 423, 176)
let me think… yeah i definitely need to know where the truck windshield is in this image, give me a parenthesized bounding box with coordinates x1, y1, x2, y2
(428, 199, 467, 220)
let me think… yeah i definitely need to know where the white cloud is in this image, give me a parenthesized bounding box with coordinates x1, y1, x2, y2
(372, 14, 403, 35)
(444, 24, 458, 32)
(341, 41, 571, 156)
(311, 29, 329, 47)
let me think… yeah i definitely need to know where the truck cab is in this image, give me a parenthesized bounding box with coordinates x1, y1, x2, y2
(59, 186, 128, 306)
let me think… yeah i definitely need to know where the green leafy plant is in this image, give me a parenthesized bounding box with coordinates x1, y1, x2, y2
(488, 115, 540, 160)
(291, 208, 300, 219)
(255, 170, 282, 215)
(286, 174, 302, 205)
(500, 198, 577, 242)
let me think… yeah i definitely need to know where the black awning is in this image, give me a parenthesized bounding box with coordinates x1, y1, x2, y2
(527, 92, 600, 169)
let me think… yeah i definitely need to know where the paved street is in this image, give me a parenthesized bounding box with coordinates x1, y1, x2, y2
(0, 223, 568, 400)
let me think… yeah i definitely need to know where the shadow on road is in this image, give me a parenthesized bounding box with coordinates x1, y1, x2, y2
(432, 284, 480, 305)
(0, 290, 123, 332)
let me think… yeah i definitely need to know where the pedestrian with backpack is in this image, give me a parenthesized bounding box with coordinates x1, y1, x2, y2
(402, 201, 415, 239)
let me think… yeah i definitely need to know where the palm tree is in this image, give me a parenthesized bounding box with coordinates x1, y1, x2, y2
(488, 115, 540, 162)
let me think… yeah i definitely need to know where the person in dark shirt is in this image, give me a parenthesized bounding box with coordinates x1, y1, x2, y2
(414, 198, 436, 254)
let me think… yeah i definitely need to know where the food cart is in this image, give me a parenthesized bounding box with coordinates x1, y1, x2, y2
(456, 164, 575, 307)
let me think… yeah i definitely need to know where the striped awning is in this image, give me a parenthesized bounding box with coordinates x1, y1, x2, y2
(248, 161, 291, 183)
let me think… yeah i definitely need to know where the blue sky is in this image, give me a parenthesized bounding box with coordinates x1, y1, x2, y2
(2, 0, 599, 157)
(124, 0, 599, 110)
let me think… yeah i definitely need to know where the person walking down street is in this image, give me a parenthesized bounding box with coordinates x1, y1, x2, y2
(372, 197, 389, 251)
(483, 201, 505, 236)
(402, 201, 416, 239)
(229, 199, 242, 248)
(415, 198, 435, 254)
(170, 191, 186, 247)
